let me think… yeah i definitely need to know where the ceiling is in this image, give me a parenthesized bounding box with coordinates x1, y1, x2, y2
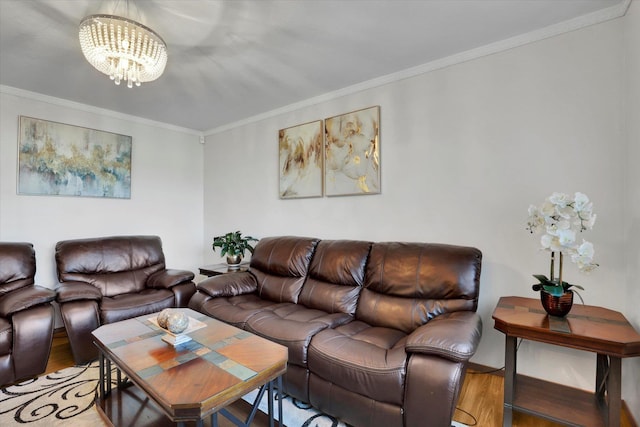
(0, 0, 626, 133)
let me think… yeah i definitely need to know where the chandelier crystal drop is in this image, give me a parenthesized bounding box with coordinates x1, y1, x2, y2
(79, 14, 167, 88)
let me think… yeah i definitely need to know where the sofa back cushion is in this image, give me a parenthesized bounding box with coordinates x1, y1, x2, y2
(0, 242, 36, 296)
(357, 242, 482, 334)
(250, 236, 319, 303)
(55, 236, 165, 297)
(298, 240, 371, 315)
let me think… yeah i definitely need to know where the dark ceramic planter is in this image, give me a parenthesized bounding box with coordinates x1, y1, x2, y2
(540, 289, 574, 317)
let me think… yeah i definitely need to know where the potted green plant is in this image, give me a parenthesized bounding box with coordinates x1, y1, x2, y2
(212, 231, 258, 267)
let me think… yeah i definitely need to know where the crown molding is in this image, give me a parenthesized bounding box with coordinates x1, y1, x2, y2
(1, 0, 631, 139)
(205, 0, 631, 137)
(0, 85, 202, 136)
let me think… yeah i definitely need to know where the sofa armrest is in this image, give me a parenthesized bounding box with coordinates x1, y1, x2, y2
(147, 269, 195, 289)
(0, 285, 56, 316)
(196, 272, 258, 298)
(56, 281, 102, 303)
(405, 311, 482, 363)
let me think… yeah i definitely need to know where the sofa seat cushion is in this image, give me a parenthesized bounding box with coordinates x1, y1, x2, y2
(308, 320, 408, 406)
(100, 289, 174, 324)
(200, 294, 281, 328)
(0, 318, 10, 355)
(246, 303, 353, 366)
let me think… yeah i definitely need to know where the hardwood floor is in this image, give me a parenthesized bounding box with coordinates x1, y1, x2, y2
(44, 329, 635, 427)
(45, 329, 75, 373)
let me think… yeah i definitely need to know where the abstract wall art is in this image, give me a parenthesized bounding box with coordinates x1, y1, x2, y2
(18, 116, 132, 198)
(278, 120, 323, 199)
(324, 106, 380, 196)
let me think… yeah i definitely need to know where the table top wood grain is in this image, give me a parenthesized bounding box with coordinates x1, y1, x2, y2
(92, 308, 288, 421)
(492, 296, 640, 357)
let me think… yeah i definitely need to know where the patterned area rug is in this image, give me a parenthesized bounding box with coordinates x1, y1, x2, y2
(0, 363, 468, 426)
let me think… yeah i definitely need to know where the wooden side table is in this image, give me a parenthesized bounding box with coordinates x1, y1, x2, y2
(492, 296, 640, 427)
(199, 262, 250, 277)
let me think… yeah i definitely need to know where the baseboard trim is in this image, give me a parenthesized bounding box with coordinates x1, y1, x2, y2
(468, 361, 504, 376)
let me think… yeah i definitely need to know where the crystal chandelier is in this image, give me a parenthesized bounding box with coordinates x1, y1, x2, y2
(79, 14, 167, 88)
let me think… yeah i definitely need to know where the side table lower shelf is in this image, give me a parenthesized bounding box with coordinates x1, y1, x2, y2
(97, 385, 175, 427)
(510, 374, 608, 427)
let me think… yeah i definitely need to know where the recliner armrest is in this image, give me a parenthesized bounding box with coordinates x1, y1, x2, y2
(56, 281, 102, 303)
(405, 311, 482, 363)
(196, 272, 258, 298)
(147, 269, 195, 289)
(0, 285, 56, 316)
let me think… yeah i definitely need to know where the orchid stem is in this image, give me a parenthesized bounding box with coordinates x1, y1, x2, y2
(558, 252, 563, 287)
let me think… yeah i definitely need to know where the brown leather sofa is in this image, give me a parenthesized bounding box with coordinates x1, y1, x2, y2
(0, 242, 56, 386)
(189, 236, 482, 427)
(55, 235, 196, 364)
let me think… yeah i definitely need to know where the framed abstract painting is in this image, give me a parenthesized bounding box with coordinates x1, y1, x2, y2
(17, 116, 132, 198)
(278, 120, 323, 199)
(324, 106, 380, 196)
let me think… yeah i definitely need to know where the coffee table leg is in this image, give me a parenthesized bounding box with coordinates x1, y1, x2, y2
(215, 378, 283, 427)
(266, 376, 284, 427)
(277, 376, 283, 427)
(267, 380, 274, 427)
(98, 352, 105, 402)
(106, 358, 112, 395)
(98, 353, 114, 396)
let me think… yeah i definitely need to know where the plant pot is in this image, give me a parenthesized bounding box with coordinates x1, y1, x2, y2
(540, 289, 573, 317)
(226, 254, 242, 269)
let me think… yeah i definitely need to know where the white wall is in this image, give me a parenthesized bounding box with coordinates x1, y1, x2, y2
(624, 0, 640, 422)
(204, 10, 640, 416)
(0, 89, 205, 300)
(0, 2, 636, 421)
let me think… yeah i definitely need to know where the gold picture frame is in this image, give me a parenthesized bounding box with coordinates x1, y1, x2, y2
(278, 120, 324, 199)
(324, 106, 380, 196)
(17, 116, 132, 199)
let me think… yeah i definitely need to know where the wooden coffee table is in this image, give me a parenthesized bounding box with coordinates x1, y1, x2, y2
(92, 308, 288, 427)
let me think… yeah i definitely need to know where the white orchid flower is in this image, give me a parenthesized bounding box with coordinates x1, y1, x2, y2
(527, 191, 598, 275)
(549, 192, 570, 207)
(573, 192, 590, 211)
(557, 229, 576, 248)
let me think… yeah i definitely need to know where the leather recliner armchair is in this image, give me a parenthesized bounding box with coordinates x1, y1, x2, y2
(0, 242, 56, 386)
(55, 235, 196, 364)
